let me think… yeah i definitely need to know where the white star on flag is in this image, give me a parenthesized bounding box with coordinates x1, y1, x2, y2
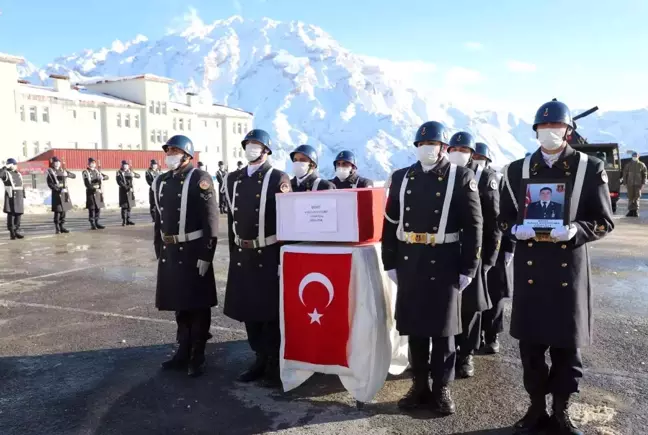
(308, 308, 323, 324)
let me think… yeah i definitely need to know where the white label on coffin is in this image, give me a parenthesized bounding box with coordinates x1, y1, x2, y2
(294, 197, 338, 232)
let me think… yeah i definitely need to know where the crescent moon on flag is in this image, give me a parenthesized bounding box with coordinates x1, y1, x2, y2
(298, 272, 334, 308)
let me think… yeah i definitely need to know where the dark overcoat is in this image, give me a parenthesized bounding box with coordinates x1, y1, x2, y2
(153, 164, 219, 311)
(47, 168, 76, 212)
(498, 145, 614, 347)
(82, 168, 109, 210)
(223, 162, 292, 322)
(1, 168, 25, 214)
(117, 170, 140, 209)
(145, 169, 161, 208)
(382, 159, 483, 338)
(330, 173, 374, 189)
(291, 172, 336, 191)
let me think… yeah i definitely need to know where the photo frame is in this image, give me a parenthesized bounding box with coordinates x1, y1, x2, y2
(517, 178, 572, 235)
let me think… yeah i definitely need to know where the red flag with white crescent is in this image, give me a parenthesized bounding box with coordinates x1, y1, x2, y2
(282, 252, 353, 368)
(524, 185, 532, 218)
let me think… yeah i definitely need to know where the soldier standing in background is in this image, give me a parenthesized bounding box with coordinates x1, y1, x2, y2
(236, 161, 244, 171)
(146, 160, 161, 222)
(223, 129, 292, 386)
(216, 161, 228, 214)
(82, 158, 109, 230)
(382, 121, 483, 415)
(290, 144, 335, 191)
(329, 150, 374, 189)
(116, 160, 141, 226)
(446, 133, 500, 379)
(499, 100, 614, 435)
(1, 158, 25, 240)
(47, 157, 76, 234)
(621, 151, 647, 217)
(153, 135, 219, 377)
(198, 161, 207, 172)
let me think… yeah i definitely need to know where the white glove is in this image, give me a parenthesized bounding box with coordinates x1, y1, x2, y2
(504, 252, 514, 267)
(511, 224, 536, 240)
(387, 269, 398, 285)
(197, 259, 210, 277)
(550, 224, 578, 242)
(458, 274, 472, 292)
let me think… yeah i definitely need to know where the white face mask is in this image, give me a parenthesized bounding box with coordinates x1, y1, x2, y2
(90, 164, 97, 170)
(292, 161, 311, 178)
(151, 164, 158, 170)
(335, 167, 352, 181)
(123, 165, 130, 171)
(474, 159, 487, 168)
(447, 151, 471, 167)
(245, 144, 264, 162)
(537, 128, 566, 150)
(53, 162, 61, 169)
(632, 156, 639, 161)
(165, 154, 183, 170)
(6, 163, 15, 170)
(417, 145, 441, 166)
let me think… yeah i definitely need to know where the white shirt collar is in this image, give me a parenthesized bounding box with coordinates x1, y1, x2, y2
(247, 162, 263, 176)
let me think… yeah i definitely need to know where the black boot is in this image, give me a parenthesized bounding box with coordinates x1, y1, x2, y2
(55, 223, 61, 234)
(59, 225, 69, 233)
(9, 230, 16, 240)
(431, 384, 456, 415)
(260, 355, 281, 388)
(15, 227, 24, 239)
(237, 353, 268, 382)
(95, 220, 105, 230)
(397, 372, 432, 410)
(456, 353, 475, 378)
(90, 221, 98, 230)
(550, 395, 583, 435)
(162, 325, 191, 371)
(484, 335, 500, 354)
(514, 395, 551, 434)
(187, 340, 206, 378)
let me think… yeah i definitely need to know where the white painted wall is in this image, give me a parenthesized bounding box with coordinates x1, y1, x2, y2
(0, 57, 22, 164)
(104, 106, 144, 150)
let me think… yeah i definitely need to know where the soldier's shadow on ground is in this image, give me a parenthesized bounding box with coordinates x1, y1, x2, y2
(0, 340, 517, 435)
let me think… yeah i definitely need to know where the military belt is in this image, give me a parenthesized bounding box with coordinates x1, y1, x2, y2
(161, 230, 204, 244)
(235, 235, 278, 249)
(398, 231, 460, 245)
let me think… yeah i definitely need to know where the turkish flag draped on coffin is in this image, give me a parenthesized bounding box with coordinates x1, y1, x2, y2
(282, 251, 353, 367)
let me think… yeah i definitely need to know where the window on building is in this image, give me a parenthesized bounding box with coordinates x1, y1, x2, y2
(33, 141, 40, 156)
(150, 130, 156, 143)
(236, 123, 241, 134)
(173, 118, 177, 130)
(92, 142, 98, 150)
(163, 130, 169, 142)
(125, 114, 131, 128)
(136, 144, 141, 149)
(155, 102, 161, 114)
(188, 119, 192, 131)
(135, 115, 140, 128)
(20, 106, 25, 121)
(45, 142, 52, 150)
(22, 141, 28, 158)
(127, 144, 132, 149)
(156, 130, 162, 143)
(203, 120, 208, 128)
(232, 123, 236, 133)
(117, 113, 122, 127)
(162, 102, 167, 115)
(179, 118, 184, 131)
(149, 101, 154, 114)
(29, 106, 37, 122)
(68, 109, 77, 119)
(216, 146, 220, 153)
(90, 111, 97, 120)
(118, 143, 123, 149)
(216, 120, 220, 128)
(205, 145, 209, 153)
(42, 107, 50, 123)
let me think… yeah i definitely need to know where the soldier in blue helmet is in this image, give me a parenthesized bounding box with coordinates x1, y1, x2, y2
(290, 144, 335, 191)
(145, 159, 161, 222)
(1, 158, 26, 239)
(46, 156, 76, 234)
(329, 150, 374, 189)
(223, 128, 292, 387)
(382, 121, 483, 415)
(116, 159, 141, 226)
(498, 100, 614, 435)
(447, 133, 501, 381)
(82, 158, 109, 230)
(152, 134, 219, 377)
(215, 161, 228, 214)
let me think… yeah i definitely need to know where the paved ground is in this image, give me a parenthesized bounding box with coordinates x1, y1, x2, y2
(1, 202, 647, 435)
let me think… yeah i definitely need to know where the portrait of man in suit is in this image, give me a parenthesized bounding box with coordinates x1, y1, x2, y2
(526, 187, 563, 220)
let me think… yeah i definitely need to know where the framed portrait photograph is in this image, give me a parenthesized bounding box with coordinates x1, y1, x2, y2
(517, 178, 572, 232)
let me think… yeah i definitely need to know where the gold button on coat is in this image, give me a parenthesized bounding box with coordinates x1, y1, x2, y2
(528, 279, 534, 284)
(527, 261, 533, 266)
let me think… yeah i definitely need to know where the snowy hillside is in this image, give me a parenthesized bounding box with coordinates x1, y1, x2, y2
(19, 15, 647, 179)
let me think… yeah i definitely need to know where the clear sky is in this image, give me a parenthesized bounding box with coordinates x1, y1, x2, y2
(1, 0, 647, 112)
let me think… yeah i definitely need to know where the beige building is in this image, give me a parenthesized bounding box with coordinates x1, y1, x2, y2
(0, 52, 253, 172)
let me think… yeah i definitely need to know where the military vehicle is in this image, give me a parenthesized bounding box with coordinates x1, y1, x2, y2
(567, 105, 621, 213)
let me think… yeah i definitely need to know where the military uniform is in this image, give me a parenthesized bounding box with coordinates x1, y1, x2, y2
(1, 161, 25, 239)
(622, 157, 647, 216)
(145, 163, 161, 222)
(330, 173, 373, 189)
(291, 172, 336, 191)
(153, 135, 219, 377)
(216, 168, 228, 214)
(116, 165, 141, 225)
(82, 162, 109, 230)
(46, 161, 76, 233)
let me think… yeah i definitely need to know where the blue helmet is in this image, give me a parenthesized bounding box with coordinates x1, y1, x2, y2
(449, 132, 476, 152)
(290, 144, 318, 167)
(334, 150, 357, 168)
(241, 129, 272, 155)
(474, 142, 492, 162)
(121, 160, 128, 166)
(163, 135, 195, 158)
(150, 159, 158, 165)
(414, 121, 450, 146)
(7, 158, 17, 165)
(533, 100, 573, 131)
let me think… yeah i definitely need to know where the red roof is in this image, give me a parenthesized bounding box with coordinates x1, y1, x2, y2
(27, 148, 200, 170)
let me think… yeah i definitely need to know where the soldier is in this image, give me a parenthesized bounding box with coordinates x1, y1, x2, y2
(382, 121, 483, 415)
(498, 100, 614, 435)
(1, 158, 25, 240)
(215, 161, 228, 214)
(46, 157, 76, 234)
(330, 150, 374, 189)
(198, 161, 207, 172)
(474, 143, 514, 354)
(82, 158, 109, 230)
(290, 144, 335, 191)
(223, 129, 292, 386)
(116, 160, 141, 226)
(446, 133, 501, 378)
(152, 135, 219, 377)
(236, 161, 244, 171)
(145, 160, 161, 222)
(621, 151, 647, 217)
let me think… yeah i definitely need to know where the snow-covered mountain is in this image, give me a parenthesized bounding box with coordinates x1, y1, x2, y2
(19, 15, 648, 179)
